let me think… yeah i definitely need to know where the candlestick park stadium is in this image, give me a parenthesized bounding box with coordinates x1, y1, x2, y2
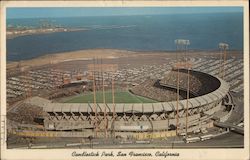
(6, 50, 244, 148)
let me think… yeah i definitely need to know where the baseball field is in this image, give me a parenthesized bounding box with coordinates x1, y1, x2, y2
(64, 90, 157, 103)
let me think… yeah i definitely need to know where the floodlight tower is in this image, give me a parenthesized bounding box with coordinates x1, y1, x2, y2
(174, 39, 190, 60)
(218, 43, 229, 79)
(174, 39, 190, 136)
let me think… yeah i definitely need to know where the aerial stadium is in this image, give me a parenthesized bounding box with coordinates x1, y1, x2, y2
(6, 40, 244, 148)
(30, 68, 230, 137)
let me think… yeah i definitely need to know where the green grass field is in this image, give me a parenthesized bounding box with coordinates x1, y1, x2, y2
(64, 91, 157, 103)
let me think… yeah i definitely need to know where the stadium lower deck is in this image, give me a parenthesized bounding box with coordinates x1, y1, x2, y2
(6, 51, 244, 148)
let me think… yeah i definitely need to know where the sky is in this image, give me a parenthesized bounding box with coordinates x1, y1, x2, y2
(7, 7, 243, 19)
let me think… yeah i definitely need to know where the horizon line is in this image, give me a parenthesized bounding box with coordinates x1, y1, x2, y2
(7, 11, 243, 20)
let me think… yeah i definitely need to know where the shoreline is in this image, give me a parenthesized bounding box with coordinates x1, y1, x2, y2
(7, 27, 87, 39)
(6, 25, 138, 39)
(7, 49, 137, 69)
(7, 48, 243, 70)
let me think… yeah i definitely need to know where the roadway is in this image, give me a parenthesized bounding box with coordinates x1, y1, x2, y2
(226, 91, 244, 124)
(8, 131, 243, 149)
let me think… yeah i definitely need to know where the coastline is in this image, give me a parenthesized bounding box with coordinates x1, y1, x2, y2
(7, 49, 138, 69)
(7, 48, 243, 71)
(7, 28, 87, 39)
(6, 25, 137, 39)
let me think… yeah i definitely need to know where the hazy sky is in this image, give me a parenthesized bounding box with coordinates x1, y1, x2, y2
(7, 7, 243, 19)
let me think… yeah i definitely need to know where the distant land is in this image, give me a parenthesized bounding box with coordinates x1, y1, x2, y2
(7, 27, 87, 39)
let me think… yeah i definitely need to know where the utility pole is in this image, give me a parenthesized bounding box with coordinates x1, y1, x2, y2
(112, 68, 115, 118)
(93, 57, 97, 137)
(101, 58, 108, 138)
(88, 63, 118, 138)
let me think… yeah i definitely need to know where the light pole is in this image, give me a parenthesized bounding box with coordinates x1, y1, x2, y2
(174, 39, 190, 136)
(218, 43, 229, 79)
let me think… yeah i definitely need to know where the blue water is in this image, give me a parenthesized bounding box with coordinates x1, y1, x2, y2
(7, 13, 243, 61)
